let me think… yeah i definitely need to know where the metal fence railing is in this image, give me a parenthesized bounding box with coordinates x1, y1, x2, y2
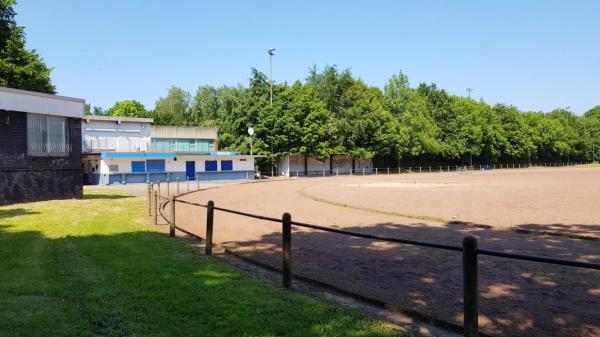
(258, 161, 590, 178)
(145, 177, 599, 337)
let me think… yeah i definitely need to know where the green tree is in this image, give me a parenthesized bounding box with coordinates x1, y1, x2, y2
(0, 0, 55, 93)
(152, 86, 191, 125)
(108, 100, 147, 118)
(191, 85, 219, 125)
(383, 71, 412, 116)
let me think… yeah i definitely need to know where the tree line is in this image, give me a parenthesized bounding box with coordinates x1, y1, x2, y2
(3, 1, 598, 168)
(91, 66, 600, 167)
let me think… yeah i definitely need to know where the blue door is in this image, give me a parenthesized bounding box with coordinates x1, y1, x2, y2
(186, 161, 195, 180)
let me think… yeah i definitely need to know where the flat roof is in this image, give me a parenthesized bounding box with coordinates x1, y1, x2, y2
(84, 115, 154, 123)
(0, 86, 85, 118)
(0, 87, 85, 103)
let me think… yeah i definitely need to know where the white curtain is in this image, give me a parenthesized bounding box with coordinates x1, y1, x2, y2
(27, 114, 47, 155)
(27, 114, 68, 155)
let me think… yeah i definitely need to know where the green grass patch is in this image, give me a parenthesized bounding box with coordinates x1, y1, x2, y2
(0, 189, 402, 337)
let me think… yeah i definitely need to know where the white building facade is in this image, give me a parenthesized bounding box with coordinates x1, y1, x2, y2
(82, 117, 255, 184)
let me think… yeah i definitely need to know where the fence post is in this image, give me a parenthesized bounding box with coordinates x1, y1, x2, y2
(147, 183, 152, 216)
(187, 177, 190, 192)
(205, 200, 214, 255)
(323, 169, 325, 177)
(169, 196, 176, 237)
(375, 167, 378, 175)
(157, 181, 161, 195)
(336, 169, 339, 176)
(196, 174, 200, 190)
(176, 177, 180, 194)
(463, 236, 479, 337)
(419, 166, 422, 173)
(362, 167, 365, 176)
(167, 179, 170, 195)
(282, 212, 292, 288)
(153, 191, 158, 226)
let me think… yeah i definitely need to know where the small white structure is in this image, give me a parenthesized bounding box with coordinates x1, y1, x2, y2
(278, 154, 372, 177)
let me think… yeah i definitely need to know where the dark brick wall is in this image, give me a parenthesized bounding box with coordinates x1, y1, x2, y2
(0, 109, 83, 205)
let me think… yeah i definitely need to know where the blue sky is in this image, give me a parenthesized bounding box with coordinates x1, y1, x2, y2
(14, 1, 600, 114)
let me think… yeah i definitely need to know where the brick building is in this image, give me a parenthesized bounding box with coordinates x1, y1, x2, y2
(0, 87, 84, 205)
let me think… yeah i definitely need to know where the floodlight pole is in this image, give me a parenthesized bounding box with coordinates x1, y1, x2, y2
(268, 48, 276, 106)
(268, 48, 276, 176)
(466, 88, 474, 98)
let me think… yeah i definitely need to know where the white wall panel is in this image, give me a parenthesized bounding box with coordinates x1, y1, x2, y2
(0, 87, 84, 118)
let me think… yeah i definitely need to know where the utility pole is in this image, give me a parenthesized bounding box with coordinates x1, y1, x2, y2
(466, 88, 474, 98)
(268, 48, 276, 106)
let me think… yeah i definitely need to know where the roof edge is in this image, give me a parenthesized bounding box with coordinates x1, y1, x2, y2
(0, 87, 85, 103)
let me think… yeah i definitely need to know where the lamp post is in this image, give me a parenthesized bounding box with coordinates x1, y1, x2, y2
(248, 127, 254, 156)
(268, 48, 276, 176)
(268, 48, 276, 106)
(466, 88, 474, 98)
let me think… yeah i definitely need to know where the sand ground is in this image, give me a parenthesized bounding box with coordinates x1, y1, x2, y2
(169, 167, 600, 337)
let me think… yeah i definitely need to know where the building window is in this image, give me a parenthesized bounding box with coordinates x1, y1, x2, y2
(27, 114, 69, 156)
(221, 160, 233, 171)
(146, 160, 166, 172)
(205, 160, 217, 172)
(131, 161, 146, 173)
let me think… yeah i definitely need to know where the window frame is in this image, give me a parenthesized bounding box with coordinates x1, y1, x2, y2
(27, 113, 70, 157)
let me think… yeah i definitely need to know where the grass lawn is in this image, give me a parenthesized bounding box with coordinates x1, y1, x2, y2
(0, 189, 403, 337)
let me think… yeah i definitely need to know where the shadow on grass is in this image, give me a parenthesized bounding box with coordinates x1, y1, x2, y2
(0, 225, 397, 337)
(207, 219, 600, 337)
(0, 208, 40, 219)
(82, 194, 134, 200)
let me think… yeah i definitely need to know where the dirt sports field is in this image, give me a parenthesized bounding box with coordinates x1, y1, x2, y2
(173, 166, 600, 337)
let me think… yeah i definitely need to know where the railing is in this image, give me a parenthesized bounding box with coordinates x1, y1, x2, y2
(146, 179, 600, 337)
(259, 161, 589, 177)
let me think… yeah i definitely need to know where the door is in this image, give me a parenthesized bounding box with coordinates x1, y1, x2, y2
(186, 161, 195, 180)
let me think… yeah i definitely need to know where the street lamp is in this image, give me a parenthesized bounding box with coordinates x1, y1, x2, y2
(267, 48, 276, 176)
(268, 48, 276, 106)
(466, 88, 474, 98)
(248, 127, 254, 156)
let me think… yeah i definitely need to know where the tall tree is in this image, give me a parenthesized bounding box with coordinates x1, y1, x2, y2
(152, 86, 191, 125)
(0, 0, 55, 93)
